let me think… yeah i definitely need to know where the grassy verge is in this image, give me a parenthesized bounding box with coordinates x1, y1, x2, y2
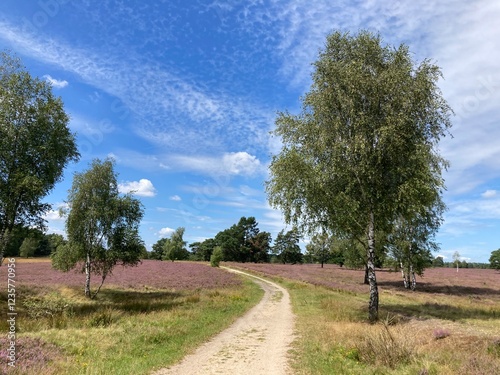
(226, 265, 500, 375)
(1, 278, 263, 374)
(285, 280, 500, 375)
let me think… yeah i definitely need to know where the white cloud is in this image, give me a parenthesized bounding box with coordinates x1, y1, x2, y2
(118, 179, 157, 197)
(158, 227, 175, 237)
(482, 190, 497, 198)
(222, 152, 261, 176)
(172, 151, 262, 177)
(170, 195, 182, 201)
(43, 74, 68, 88)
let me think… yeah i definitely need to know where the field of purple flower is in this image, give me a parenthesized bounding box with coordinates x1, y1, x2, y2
(0, 260, 249, 374)
(6, 259, 241, 291)
(226, 262, 500, 300)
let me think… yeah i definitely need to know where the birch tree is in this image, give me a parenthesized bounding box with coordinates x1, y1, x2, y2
(52, 159, 144, 298)
(266, 30, 452, 321)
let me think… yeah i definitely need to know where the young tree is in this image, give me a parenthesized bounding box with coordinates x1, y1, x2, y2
(306, 232, 332, 268)
(162, 227, 189, 262)
(51, 159, 144, 298)
(0, 52, 79, 264)
(388, 211, 441, 290)
(19, 237, 38, 258)
(210, 246, 223, 267)
(490, 249, 500, 270)
(266, 31, 452, 321)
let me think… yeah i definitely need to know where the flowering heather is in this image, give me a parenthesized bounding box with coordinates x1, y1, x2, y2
(0, 337, 62, 374)
(1, 260, 241, 291)
(226, 263, 500, 300)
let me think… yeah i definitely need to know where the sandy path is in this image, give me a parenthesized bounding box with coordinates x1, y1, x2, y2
(152, 267, 295, 375)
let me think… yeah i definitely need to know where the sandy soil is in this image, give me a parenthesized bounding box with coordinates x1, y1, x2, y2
(152, 267, 296, 375)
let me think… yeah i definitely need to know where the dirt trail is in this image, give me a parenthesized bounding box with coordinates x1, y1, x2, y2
(152, 267, 296, 375)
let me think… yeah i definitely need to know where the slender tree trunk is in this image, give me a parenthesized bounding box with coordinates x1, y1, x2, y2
(0, 228, 12, 266)
(84, 252, 91, 298)
(367, 212, 379, 322)
(92, 272, 107, 299)
(400, 261, 408, 289)
(364, 264, 369, 284)
(410, 266, 416, 291)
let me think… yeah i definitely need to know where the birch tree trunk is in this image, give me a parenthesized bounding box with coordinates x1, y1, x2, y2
(367, 212, 379, 322)
(84, 252, 91, 298)
(400, 260, 408, 289)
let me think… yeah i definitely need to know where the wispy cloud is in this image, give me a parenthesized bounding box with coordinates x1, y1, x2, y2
(0, 19, 274, 156)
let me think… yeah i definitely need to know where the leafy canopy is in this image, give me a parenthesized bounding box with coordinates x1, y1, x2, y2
(52, 158, 144, 297)
(489, 249, 500, 270)
(266, 30, 452, 320)
(0, 51, 79, 262)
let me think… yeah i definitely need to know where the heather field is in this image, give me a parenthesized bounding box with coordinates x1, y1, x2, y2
(227, 262, 500, 374)
(226, 263, 500, 298)
(12, 259, 241, 291)
(0, 260, 263, 374)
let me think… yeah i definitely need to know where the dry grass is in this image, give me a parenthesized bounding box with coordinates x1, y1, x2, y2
(0, 261, 263, 374)
(229, 263, 500, 374)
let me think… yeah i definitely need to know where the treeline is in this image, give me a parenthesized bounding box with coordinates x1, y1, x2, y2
(2, 225, 66, 258)
(149, 216, 303, 264)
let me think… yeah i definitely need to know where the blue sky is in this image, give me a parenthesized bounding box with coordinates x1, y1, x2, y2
(1, 1, 499, 263)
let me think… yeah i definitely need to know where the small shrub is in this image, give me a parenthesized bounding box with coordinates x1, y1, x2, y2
(433, 328, 450, 340)
(210, 246, 223, 267)
(86, 309, 120, 328)
(22, 296, 69, 319)
(356, 322, 415, 368)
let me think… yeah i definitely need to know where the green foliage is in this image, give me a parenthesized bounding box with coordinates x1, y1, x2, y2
(0, 51, 79, 262)
(266, 30, 452, 320)
(150, 238, 168, 260)
(273, 228, 303, 264)
(489, 249, 500, 270)
(305, 232, 333, 266)
(214, 216, 271, 262)
(22, 296, 69, 319)
(19, 237, 38, 258)
(210, 246, 223, 267)
(432, 256, 445, 267)
(388, 214, 437, 289)
(190, 238, 216, 261)
(162, 227, 189, 262)
(52, 158, 144, 298)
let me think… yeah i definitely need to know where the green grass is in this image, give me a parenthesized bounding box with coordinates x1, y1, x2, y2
(4, 280, 263, 374)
